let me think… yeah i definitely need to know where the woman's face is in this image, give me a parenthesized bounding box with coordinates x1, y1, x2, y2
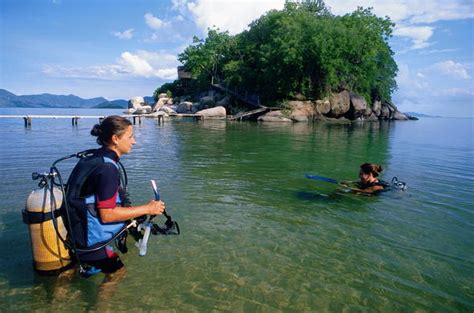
(113, 125, 135, 156)
(359, 170, 372, 183)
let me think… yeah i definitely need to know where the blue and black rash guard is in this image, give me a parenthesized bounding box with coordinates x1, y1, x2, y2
(87, 149, 121, 210)
(79, 148, 126, 261)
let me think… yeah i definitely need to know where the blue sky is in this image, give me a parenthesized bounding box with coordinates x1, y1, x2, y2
(0, 0, 473, 117)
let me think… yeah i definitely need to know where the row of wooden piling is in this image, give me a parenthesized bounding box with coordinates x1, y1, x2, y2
(0, 114, 170, 127)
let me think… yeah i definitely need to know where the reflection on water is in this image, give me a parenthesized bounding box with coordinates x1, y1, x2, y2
(0, 108, 473, 311)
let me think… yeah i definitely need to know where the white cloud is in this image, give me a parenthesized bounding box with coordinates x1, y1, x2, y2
(394, 62, 474, 117)
(324, 0, 474, 23)
(393, 26, 434, 50)
(172, 0, 188, 13)
(42, 51, 179, 80)
(407, 1, 474, 24)
(119, 52, 155, 77)
(435, 88, 474, 97)
(145, 13, 165, 30)
(42, 64, 125, 79)
(428, 60, 471, 79)
(325, 1, 473, 51)
(419, 48, 459, 55)
(186, 0, 284, 35)
(111, 28, 134, 40)
(396, 63, 429, 92)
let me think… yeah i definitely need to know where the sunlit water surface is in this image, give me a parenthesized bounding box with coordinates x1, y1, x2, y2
(0, 108, 472, 312)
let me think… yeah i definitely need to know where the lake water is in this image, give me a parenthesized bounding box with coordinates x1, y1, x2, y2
(0, 108, 473, 312)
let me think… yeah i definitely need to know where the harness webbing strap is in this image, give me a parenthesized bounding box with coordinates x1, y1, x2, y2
(22, 207, 63, 224)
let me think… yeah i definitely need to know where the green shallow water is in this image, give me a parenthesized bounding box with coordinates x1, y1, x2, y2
(0, 108, 473, 312)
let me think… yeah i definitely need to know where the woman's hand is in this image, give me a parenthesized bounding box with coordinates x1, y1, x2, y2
(146, 200, 165, 216)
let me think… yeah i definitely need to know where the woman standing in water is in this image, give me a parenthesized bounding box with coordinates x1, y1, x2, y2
(68, 115, 165, 276)
(54, 115, 166, 304)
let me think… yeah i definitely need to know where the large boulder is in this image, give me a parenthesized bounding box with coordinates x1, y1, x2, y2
(127, 96, 153, 114)
(195, 106, 226, 118)
(350, 92, 369, 118)
(372, 100, 382, 117)
(380, 104, 390, 119)
(315, 99, 331, 115)
(159, 105, 177, 115)
(258, 110, 292, 122)
(365, 112, 380, 121)
(134, 105, 152, 114)
(287, 100, 315, 122)
(329, 90, 350, 117)
(153, 97, 169, 112)
(393, 111, 409, 120)
(128, 96, 145, 110)
(176, 101, 193, 113)
(350, 93, 367, 112)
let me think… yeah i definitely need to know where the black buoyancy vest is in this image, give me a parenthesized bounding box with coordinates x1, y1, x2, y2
(64, 149, 129, 249)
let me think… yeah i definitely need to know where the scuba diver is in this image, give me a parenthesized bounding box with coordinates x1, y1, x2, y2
(341, 163, 390, 194)
(67, 115, 165, 275)
(22, 115, 180, 304)
(306, 162, 406, 197)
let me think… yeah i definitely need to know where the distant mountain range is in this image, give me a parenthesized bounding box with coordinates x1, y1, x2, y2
(405, 112, 442, 118)
(0, 89, 153, 109)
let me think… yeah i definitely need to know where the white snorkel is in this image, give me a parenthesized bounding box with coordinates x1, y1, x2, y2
(136, 180, 160, 256)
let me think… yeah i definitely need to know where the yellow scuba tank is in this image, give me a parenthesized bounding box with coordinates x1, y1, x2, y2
(23, 186, 72, 274)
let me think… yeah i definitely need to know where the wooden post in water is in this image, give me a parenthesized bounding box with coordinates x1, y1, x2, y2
(23, 116, 32, 127)
(156, 115, 164, 124)
(134, 116, 142, 124)
(72, 116, 79, 126)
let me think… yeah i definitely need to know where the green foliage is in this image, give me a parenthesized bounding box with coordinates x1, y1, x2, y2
(153, 83, 174, 101)
(178, 30, 236, 86)
(156, 0, 397, 105)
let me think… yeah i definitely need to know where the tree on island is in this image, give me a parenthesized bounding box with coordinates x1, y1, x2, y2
(155, 0, 398, 107)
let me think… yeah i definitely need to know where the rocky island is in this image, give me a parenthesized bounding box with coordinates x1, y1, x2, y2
(130, 1, 415, 122)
